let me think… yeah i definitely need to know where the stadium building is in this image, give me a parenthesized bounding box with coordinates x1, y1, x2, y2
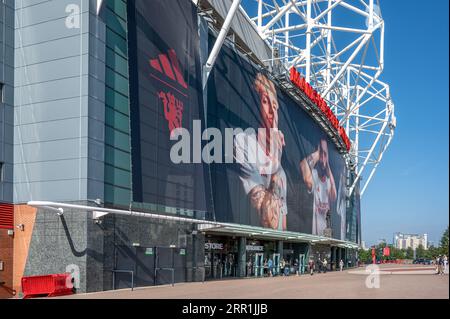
(0, 0, 395, 297)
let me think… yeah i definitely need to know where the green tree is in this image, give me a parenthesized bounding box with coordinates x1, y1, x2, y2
(405, 247, 414, 259)
(416, 244, 425, 259)
(358, 248, 371, 264)
(439, 226, 449, 256)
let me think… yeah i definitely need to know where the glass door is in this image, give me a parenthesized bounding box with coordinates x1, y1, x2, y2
(299, 254, 306, 274)
(272, 253, 280, 276)
(254, 253, 264, 277)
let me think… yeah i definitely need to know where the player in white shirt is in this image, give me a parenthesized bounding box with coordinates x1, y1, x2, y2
(300, 138, 337, 236)
(234, 73, 287, 231)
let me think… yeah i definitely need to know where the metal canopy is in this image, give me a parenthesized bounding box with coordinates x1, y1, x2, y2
(203, 223, 359, 248)
(27, 201, 359, 249)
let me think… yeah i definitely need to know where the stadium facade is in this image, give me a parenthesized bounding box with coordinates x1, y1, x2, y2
(0, 0, 362, 297)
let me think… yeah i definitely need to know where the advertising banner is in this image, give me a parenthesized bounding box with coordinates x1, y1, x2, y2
(128, 0, 210, 214)
(127, 1, 354, 241)
(207, 41, 348, 239)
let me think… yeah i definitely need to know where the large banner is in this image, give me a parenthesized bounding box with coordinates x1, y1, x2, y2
(128, 0, 210, 214)
(207, 41, 348, 240)
(127, 0, 351, 240)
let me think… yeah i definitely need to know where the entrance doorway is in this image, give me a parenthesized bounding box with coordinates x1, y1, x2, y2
(272, 253, 280, 276)
(253, 253, 264, 277)
(114, 245, 187, 289)
(299, 254, 306, 274)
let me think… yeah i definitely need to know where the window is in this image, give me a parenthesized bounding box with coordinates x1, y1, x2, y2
(0, 162, 4, 182)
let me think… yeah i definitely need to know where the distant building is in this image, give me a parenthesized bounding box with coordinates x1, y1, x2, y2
(361, 241, 367, 250)
(393, 233, 428, 250)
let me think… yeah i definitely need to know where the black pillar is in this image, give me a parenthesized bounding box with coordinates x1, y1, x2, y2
(238, 237, 247, 277)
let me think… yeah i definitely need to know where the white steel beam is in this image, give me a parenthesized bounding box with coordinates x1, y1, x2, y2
(205, 0, 242, 79)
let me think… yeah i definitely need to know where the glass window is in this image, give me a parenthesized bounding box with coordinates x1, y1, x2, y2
(105, 145, 131, 171)
(106, 67, 129, 97)
(106, 87, 129, 116)
(105, 126, 130, 152)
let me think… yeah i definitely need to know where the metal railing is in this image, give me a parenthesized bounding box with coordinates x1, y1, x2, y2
(111, 270, 134, 291)
(155, 268, 175, 287)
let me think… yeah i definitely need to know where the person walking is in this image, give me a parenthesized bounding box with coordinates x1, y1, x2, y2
(280, 258, 286, 276)
(439, 256, 445, 275)
(444, 255, 448, 274)
(435, 256, 440, 275)
(308, 259, 315, 276)
(339, 259, 344, 272)
(267, 258, 274, 277)
(322, 258, 328, 273)
(294, 259, 299, 276)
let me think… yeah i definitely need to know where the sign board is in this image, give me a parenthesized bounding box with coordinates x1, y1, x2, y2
(145, 248, 154, 255)
(205, 243, 223, 250)
(180, 249, 186, 256)
(246, 245, 264, 252)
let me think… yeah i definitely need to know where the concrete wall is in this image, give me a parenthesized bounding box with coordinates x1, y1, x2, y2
(14, 0, 106, 204)
(21, 204, 204, 293)
(0, 0, 14, 203)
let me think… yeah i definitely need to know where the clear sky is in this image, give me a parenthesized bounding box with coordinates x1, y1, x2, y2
(240, 0, 449, 247)
(361, 0, 449, 247)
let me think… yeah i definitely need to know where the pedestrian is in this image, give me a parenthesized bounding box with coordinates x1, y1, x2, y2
(323, 258, 328, 273)
(267, 258, 273, 277)
(439, 255, 445, 275)
(444, 255, 448, 274)
(280, 258, 286, 276)
(435, 255, 441, 275)
(247, 260, 253, 277)
(284, 260, 290, 276)
(308, 259, 315, 275)
(294, 258, 299, 276)
(339, 259, 344, 272)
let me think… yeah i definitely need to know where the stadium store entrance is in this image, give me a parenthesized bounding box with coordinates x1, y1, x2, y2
(245, 240, 279, 277)
(204, 236, 238, 280)
(203, 235, 283, 279)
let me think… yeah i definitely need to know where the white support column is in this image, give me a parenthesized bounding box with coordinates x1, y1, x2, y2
(326, 0, 332, 100)
(205, 0, 241, 80)
(258, 0, 263, 31)
(285, 11, 290, 65)
(305, 0, 312, 82)
(322, 33, 371, 97)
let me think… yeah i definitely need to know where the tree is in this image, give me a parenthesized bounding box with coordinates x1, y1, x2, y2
(416, 244, 425, 259)
(358, 248, 371, 264)
(439, 226, 449, 256)
(405, 247, 414, 259)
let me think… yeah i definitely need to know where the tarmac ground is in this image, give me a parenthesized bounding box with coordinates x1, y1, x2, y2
(57, 264, 449, 299)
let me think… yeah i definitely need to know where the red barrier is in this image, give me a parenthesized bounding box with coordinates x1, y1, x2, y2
(21, 273, 74, 299)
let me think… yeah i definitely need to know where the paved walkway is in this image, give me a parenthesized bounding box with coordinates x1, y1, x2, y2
(60, 264, 448, 299)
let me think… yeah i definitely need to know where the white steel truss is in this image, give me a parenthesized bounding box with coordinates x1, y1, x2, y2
(240, 0, 396, 197)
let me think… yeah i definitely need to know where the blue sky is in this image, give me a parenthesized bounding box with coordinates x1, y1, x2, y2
(240, 0, 449, 247)
(361, 0, 449, 247)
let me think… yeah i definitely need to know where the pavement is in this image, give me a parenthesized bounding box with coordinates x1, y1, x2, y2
(57, 264, 448, 299)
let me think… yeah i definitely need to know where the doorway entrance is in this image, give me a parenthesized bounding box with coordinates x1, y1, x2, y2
(253, 253, 264, 277)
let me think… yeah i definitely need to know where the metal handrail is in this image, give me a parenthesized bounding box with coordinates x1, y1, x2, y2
(156, 268, 175, 287)
(111, 270, 134, 291)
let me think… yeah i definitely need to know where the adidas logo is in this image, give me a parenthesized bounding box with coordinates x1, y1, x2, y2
(149, 49, 188, 89)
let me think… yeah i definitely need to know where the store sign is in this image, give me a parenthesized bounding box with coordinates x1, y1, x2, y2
(246, 245, 264, 252)
(205, 243, 223, 250)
